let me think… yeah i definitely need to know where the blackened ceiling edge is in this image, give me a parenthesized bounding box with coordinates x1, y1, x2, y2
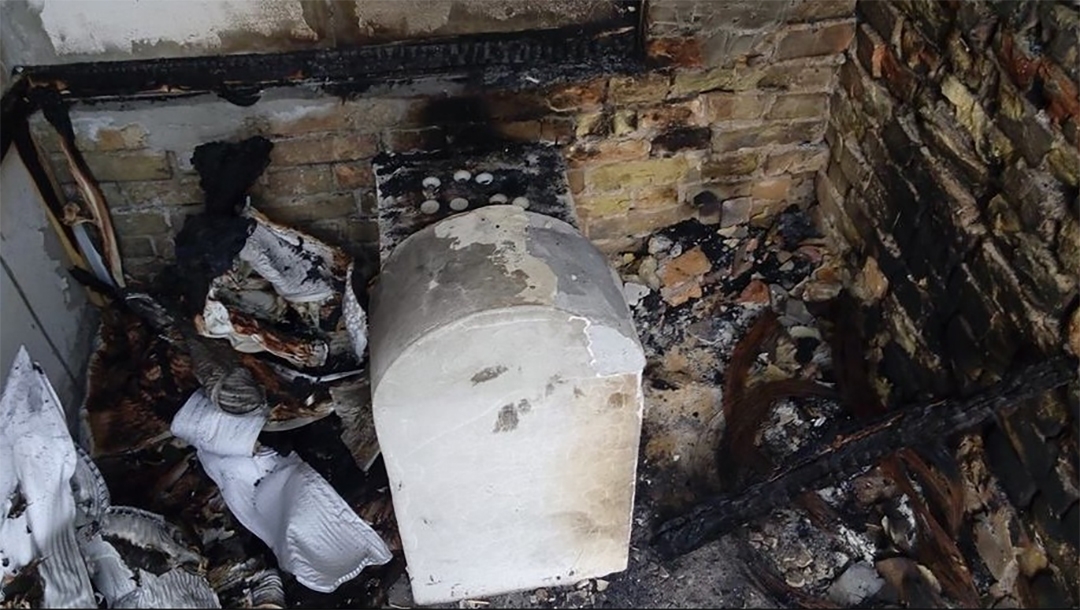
(4, 1, 645, 111)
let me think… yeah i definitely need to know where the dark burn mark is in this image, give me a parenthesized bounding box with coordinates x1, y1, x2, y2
(471, 365, 508, 385)
(7, 485, 27, 519)
(652, 127, 712, 154)
(607, 392, 630, 410)
(10, 5, 643, 106)
(102, 535, 174, 575)
(493, 400, 531, 433)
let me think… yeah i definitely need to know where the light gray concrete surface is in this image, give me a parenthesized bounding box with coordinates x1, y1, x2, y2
(370, 206, 646, 605)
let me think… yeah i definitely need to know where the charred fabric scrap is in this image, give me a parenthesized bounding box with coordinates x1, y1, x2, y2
(2, 136, 397, 608)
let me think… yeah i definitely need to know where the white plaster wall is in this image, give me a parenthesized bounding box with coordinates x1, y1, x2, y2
(34, 0, 314, 57)
(0, 151, 97, 416)
(0, 0, 619, 66)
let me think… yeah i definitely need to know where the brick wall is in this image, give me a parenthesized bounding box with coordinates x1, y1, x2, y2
(28, 0, 855, 279)
(815, 0, 1078, 599)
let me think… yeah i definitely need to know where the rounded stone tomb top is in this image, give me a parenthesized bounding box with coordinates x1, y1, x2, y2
(368, 204, 644, 390)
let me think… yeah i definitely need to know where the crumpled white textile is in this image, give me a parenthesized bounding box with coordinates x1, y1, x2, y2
(171, 390, 391, 592)
(171, 390, 267, 456)
(0, 347, 96, 608)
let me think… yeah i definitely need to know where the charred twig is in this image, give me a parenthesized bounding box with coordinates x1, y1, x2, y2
(652, 356, 1076, 559)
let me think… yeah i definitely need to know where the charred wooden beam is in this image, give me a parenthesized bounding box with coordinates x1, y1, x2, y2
(652, 356, 1077, 559)
(10, 6, 643, 106)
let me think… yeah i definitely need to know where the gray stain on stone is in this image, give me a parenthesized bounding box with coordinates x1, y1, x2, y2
(471, 365, 508, 384)
(493, 403, 520, 432)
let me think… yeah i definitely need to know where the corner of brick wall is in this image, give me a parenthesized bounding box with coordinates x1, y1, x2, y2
(816, 1, 1079, 598)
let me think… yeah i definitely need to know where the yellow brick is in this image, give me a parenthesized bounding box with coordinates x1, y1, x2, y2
(577, 191, 635, 218)
(77, 124, 148, 152)
(585, 204, 695, 241)
(609, 73, 671, 105)
(568, 139, 651, 167)
(586, 157, 690, 191)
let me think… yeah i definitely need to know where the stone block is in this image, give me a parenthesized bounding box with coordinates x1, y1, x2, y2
(646, 37, 704, 68)
(1007, 232, 1077, 314)
(751, 176, 792, 200)
(257, 192, 360, 226)
(117, 235, 156, 259)
(764, 145, 829, 176)
(577, 186, 679, 219)
(609, 73, 672, 106)
(1046, 144, 1080, 188)
(787, 0, 856, 23)
(758, 59, 839, 91)
(712, 120, 824, 153)
(108, 177, 204, 209)
(111, 210, 170, 237)
(775, 21, 856, 60)
(702, 92, 771, 121)
(260, 165, 335, 197)
(383, 128, 446, 153)
(569, 140, 651, 168)
(1001, 160, 1071, 242)
(652, 127, 713, 154)
(637, 100, 706, 132)
(708, 1, 790, 29)
(721, 197, 753, 228)
(996, 79, 1055, 167)
(270, 133, 378, 165)
(836, 138, 870, 189)
(333, 162, 375, 190)
(586, 157, 690, 192)
(702, 151, 761, 179)
(267, 106, 352, 136)
(701, 30, 769, 67)
(585, 204, 694, 242)
(695, 180, 753, 201)
(497, 121, 544, 142)
(76, 124, 148, 152)
(914, 101, 991, 187)
(84, 151, 172, 182)
(546, 78, 608, 112)
(767, 93, 830, 119)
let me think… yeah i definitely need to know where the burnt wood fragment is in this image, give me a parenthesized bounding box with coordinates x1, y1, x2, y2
(652, 356, 1077, 559)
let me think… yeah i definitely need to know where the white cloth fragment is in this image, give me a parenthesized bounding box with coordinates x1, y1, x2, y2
(171, 390, 267, 457)
(81, 506, 220, 609)
(171, 389, 392, 593)
(343, 262, 368, 360)
(238, 222, 336, 303)
(114, 568, 221, 609)
(0, 347, 96, 609)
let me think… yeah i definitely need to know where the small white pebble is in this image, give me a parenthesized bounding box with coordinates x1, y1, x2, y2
(489, 193, 509, 204)
(453, 169, 472, 182)
(512, 196, 530, 208)
(475, 172, 494, 185)
(422, 176, 441, 189)
(449, 197, 469, 211)
(420, 199, 440, 215)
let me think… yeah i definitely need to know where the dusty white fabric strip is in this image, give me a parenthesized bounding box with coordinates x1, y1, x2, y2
(0, 347, 96, 609)
(171, 390, 392, 593)
(171, 390, 267, 457)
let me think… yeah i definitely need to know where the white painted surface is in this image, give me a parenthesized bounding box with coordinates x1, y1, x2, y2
(370, 207, 644, 605)
(36, 0, 313, 57)
(171, 390, 392, 593)
(0, 151, 95, 414)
